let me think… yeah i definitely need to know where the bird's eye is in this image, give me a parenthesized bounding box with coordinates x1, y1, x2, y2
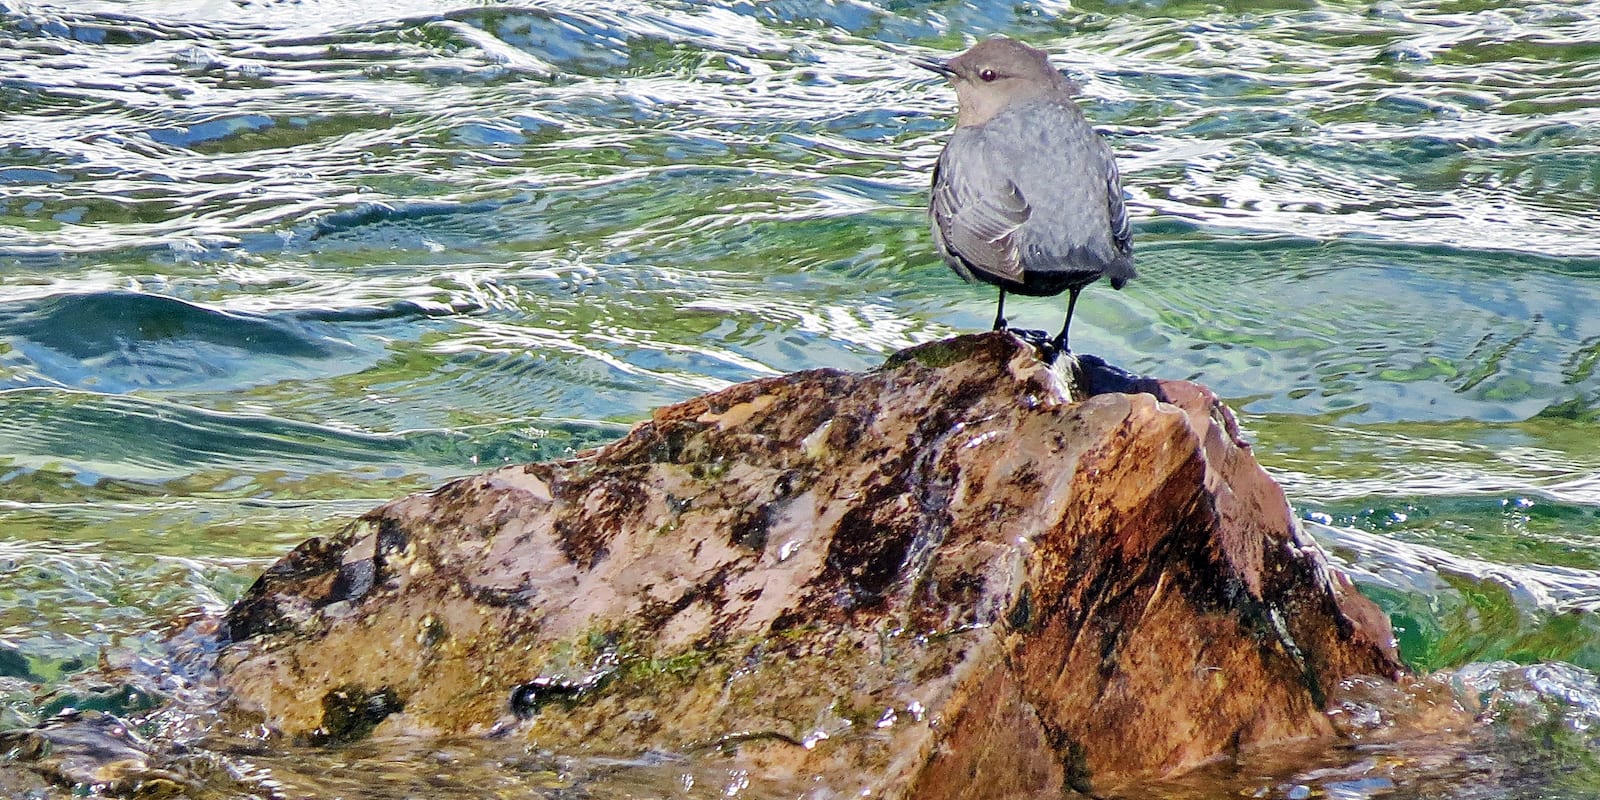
(979, 69, 998, 82)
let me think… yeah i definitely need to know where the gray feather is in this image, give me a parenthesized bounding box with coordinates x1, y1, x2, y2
(929, 98, 1134, 295)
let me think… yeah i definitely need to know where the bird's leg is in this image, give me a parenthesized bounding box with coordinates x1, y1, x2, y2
(1051, 287, 1083, 353)
(992, 289, 1008, 331)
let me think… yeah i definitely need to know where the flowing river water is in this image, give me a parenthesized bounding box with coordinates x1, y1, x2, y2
(1, 0, 1599, 796)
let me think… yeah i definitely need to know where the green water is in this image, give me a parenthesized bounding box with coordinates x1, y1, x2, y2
(2, 0, 1599, 796)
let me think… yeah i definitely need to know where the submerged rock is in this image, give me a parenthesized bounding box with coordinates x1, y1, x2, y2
(218, 332, 1403, 795)
(0, 711, 192, 796)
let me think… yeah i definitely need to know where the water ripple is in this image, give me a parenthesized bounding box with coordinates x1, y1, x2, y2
(1312, 519, 1600, 616)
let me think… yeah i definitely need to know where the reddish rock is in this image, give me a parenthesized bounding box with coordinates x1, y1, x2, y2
(217, 332, 1403, 795)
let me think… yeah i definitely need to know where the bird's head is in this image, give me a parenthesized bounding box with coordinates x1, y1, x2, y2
(914, 37, 1077, 127)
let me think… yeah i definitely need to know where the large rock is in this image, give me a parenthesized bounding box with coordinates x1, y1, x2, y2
(218, 332, 1403, 795)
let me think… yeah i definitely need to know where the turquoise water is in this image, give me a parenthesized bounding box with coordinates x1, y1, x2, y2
(2, 0, 1599, 795)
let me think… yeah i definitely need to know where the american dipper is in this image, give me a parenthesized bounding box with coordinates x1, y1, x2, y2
(915, 38, 1133, 354)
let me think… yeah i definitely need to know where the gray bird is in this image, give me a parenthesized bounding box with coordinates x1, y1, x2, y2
(915, 38, 1134, 353)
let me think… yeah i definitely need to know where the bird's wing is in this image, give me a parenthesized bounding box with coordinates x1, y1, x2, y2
(1105, 156, 1132, 259)
(930, 147, 1030, 283)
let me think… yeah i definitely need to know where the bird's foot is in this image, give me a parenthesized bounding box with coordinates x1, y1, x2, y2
(1003, 327, 1056, 356)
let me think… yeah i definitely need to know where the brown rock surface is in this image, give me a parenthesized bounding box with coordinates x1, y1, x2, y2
(217, 332, 1403, 795)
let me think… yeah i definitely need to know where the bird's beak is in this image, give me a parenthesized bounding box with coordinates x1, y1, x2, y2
(912, 56, 955, 79)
